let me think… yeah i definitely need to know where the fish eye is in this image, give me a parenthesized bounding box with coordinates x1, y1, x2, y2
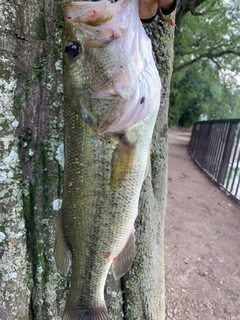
(65, 42, 80, 58)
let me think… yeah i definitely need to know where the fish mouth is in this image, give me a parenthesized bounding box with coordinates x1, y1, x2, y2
(89, 67, 133, 100)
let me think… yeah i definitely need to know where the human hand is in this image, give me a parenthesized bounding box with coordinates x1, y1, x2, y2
(139, 0, 176, 20)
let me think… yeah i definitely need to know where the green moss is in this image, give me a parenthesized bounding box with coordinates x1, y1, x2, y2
(150, 151, 158, 180)
(22, 181, 38, 285)
(12, 92, 21, 116)
(22, 54, 47, 102)
(56, 3, 64, 28)
(36, 12, 46, 40)
(52, 5, 64, 61)
(19, 315, 29, 320)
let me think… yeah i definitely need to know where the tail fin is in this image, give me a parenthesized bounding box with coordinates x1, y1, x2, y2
(63, 306, 109, 320)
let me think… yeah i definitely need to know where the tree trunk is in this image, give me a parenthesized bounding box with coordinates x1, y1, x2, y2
(119, 21, 175, 320)
(0, 1, 174, 319)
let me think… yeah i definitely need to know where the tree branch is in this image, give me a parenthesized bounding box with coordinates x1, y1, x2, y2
(173, 49, 240, 74)
(175, 0, 207, 32)
(190, 0, 218, 16)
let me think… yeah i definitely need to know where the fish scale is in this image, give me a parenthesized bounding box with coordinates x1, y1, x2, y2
(54, 0, 161, 319)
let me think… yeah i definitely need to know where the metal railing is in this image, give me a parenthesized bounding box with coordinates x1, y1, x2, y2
(189, 119, 240, 201)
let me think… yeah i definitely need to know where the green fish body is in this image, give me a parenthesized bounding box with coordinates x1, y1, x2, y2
(54, 0, 161, 319)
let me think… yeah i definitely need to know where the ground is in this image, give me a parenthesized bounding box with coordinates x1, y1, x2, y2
(165, 131, 240, 320)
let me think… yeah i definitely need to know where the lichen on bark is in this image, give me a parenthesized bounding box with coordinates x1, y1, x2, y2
(0, 0, 66, 318)
(0, 54, 30, 320)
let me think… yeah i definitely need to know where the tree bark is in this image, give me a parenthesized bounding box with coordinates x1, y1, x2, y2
(0, 1, 174, 319)
(119, 20, 175, 320)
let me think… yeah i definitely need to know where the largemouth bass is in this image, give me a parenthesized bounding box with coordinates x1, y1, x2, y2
(54, 0, 161, 319)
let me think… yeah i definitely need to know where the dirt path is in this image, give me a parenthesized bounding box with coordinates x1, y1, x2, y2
(165, 131, 240, 320)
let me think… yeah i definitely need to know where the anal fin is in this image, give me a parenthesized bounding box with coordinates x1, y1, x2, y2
(63, 305, 109, 320)
(54, 209, 71, 276)
(112, 230, 136, 280)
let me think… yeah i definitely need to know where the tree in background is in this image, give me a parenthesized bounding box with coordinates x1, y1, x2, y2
(169, 62, 240, 127)
(169, 0, 240, 127)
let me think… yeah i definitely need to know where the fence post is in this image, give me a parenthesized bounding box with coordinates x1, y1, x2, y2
(217, 122, 238, 185)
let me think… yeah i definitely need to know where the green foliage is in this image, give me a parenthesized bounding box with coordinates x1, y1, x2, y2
(169, 62, 240, 127)
(169, 0, 240, 127)
(174, 0, 240, 74)
(169, 64, 205, 127)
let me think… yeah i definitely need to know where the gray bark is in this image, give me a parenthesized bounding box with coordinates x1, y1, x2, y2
(0, 1, 174, 319)
(120, 21, 175, 320)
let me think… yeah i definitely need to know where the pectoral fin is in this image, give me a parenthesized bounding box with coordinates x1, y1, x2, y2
(54, 210, 71, 276)
(111, 136, 136, 190)
(112, 230, 136, 280)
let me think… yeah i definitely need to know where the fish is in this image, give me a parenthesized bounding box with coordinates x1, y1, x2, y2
(54, 0, 161, 319)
